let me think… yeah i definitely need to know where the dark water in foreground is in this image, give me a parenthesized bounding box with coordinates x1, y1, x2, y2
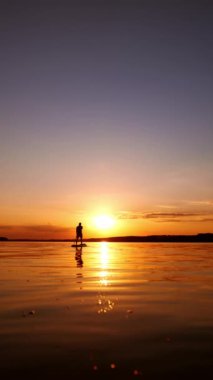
(0, 242, 213, 379)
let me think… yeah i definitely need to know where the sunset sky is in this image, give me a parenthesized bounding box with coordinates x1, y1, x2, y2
(0, 0, 213, 239)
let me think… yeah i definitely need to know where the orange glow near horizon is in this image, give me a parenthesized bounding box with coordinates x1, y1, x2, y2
(1, 203, 213, 239)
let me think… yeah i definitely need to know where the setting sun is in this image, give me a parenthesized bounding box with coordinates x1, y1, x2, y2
(94, 215, 116, 231)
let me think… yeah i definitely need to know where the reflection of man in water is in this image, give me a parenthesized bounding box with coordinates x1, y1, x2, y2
(76, 222, 83, 245)
(75, 248, 83, 267)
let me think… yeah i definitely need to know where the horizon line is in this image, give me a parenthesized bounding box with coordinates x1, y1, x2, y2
(1, 233, 213, 243)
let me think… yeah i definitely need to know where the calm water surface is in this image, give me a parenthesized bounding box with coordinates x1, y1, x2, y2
(0, 242, 213, 379)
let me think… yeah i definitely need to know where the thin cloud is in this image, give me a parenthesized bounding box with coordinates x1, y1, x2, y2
(117, 211, 198, 220)
(156, 218, 211, 223)
(183, 200, 213, 207)
(143, 212, 197, 219)
(157, 204, 179, 209)
(117, 212, 145, 220)
(0, 224, 72, 239)
(0, 224, 69, 232)
(117, 211, 213, 223)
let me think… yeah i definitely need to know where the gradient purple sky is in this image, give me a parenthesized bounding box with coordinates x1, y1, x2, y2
(0, 0, 213, 238)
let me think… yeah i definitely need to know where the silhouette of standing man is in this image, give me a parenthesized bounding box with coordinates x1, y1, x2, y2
(76, 222, 83, 245)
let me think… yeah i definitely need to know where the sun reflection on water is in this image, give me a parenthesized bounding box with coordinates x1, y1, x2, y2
(99, 242, 110, 286)
(97, 297, 115, 314)
(97, 242, 115, 314)
(100, 241, 109, 269)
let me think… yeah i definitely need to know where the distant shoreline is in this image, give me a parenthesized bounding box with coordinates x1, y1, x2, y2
(1, 233, 213, 243)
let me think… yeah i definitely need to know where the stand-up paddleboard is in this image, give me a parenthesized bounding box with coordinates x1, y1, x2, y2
(71, 243, 87, 248)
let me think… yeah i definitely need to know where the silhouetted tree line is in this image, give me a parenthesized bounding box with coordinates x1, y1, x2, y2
(87, 233, 213, 243)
